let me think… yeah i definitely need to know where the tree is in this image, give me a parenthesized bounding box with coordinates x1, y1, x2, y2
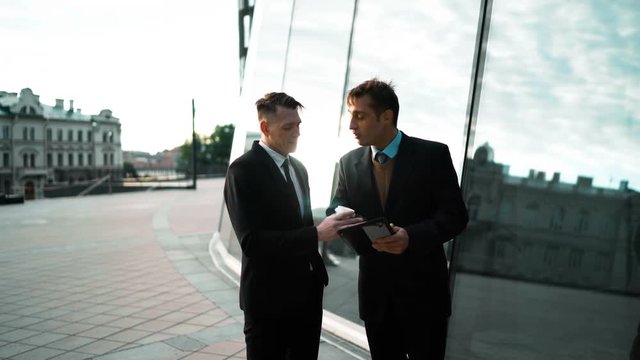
(176, 124, 235, 175)
(123, 162, 139, 178)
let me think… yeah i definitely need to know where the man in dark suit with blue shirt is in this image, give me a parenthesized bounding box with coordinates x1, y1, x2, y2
(224, 92, 361, 360)
(328, 79, 469, 360)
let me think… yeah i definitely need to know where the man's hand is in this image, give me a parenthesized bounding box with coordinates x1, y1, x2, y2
(371, 224, 409, 254)
(317, 211, 363, 242)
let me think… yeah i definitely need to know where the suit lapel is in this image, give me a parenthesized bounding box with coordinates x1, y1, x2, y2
(289, 158, 312, 223)
(253, 142, 303, 222)
(385, 134, 416, 215)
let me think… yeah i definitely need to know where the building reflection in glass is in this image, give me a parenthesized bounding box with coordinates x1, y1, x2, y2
(457, 143, 640, 294)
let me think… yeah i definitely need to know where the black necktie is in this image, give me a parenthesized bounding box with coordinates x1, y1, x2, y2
(282, 158, 300, 213)
(375, 152, 389, 164)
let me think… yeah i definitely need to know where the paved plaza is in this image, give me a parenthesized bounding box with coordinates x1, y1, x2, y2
(0, 179, 368, 360)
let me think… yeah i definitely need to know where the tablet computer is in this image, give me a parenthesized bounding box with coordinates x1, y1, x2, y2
(337, 217, 394, 255)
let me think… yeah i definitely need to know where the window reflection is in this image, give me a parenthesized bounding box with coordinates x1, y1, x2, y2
(449, 0, 640, 358)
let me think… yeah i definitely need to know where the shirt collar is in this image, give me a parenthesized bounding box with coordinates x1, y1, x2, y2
(259, 140, 287, 167)
(371, 130, 402, 161)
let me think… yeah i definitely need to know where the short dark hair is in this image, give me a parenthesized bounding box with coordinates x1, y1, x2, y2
(255, 92, 304, 121)
(347, 78, 399, 126)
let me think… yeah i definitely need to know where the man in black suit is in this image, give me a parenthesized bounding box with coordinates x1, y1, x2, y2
(224, 92, 361, 360)
(328, 79, 469, 359)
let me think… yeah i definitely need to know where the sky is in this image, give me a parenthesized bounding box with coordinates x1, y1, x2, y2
(236, 0, 639, 200)
(1, 0, 239, 154)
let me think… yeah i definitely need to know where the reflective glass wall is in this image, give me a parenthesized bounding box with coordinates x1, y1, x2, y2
(447, 0, 640, 358)
(221, 0, 640, 356)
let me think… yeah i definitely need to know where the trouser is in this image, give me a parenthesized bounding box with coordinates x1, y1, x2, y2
(243, 284, 323, 360)
(365, 313, 448, 360)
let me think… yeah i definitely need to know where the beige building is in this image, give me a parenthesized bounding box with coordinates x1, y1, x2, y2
(0, 88, 122, 199)
(457, 143, 640, 294)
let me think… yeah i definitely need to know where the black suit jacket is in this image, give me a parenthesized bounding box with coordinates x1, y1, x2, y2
(224, 141, 328, 319)
(328, 133, 468, 321)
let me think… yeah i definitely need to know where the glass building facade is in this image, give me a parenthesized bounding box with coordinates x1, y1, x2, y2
(219, 0, 640, 358)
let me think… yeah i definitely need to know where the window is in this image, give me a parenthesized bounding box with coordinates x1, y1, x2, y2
(2, 153, 9, 167)
(30, 153, 35, 168)
(1, 126, 9, 140)
(568, 249, 584, 269)
(68, 130, 73, 142)
(47, 153, 52, 167)
(88, 153, 93, 166)
(576, 210, 590, 233)
(88, 130, 93, 142)
(30, 127, 35, 140)
(23, 153, 28, 167)
(47, 128, 52, 141)
(57, 129, 63, 141)
(549, 206, 566, 231)
(68, 153, 74, 167)
(109, 153, 114, 166)
(102, 132, 107, 143)
(57, 153, 63, 166)
(103, 153, 108, 166)
(468, 195, 481, 220)
(77, 130, 83, 142)
(23, 127, 28, 140)
(78, 153, 84, 166)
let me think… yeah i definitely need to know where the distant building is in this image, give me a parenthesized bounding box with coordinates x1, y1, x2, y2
(0, 88, 122, 199)
(457, 143, 640, 294)
(123, 148, 179, 177)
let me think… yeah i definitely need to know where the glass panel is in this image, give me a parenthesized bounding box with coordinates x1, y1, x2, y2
(325, 0, 481, 326)
(282, 0, 355, 209)
(448, 0, 640, 358)
(229, 0, 296, 163)
(340, 0, 481, 174)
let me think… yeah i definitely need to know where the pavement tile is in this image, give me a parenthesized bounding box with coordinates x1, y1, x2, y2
(200, 341, 245, 356)
(32, 308, 73, 319)
(19, 332, 68, 346)
(12, 306, 49, 316)
(2, 316, 43, 328)
(0, 314, 20, 324)
(46, 336, 96, 351)
(181, 353, 226, 360)
(105, 316, 146, 328)
(79, 314, 120, 326)
(134, 319, 181, 333)
(25, 319, 69, 332)
(10, 346, 65, 360)
(105, 328, 152, 343)
(157, 311, 198, 323)
(105, 306, 143, 317)
(0, 304, 25, 313)
(0, 342, 35, 358)
(82, 304, 118, 314)
(52, 322, 95, 335)
(0, 328, 41, 342)
(74, 339, 126, 355)
(48, 350, 93, 360)
(92, 341, 189, 360)
(163, 323, 206, 336)
(56, 310, 96, 322)
(163, 335, 206, 352)
(131, 308, 172, 319)
(185, 312, 229, 327)
(77, 325, 123, 339)
(136, 332, 175, 345)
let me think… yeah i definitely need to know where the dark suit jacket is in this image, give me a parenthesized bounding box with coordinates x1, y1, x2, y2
(328, 133, 468, 321)
(224, 141, 328, 319)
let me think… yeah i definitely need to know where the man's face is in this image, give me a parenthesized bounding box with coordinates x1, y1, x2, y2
(262, 106, 301, 156)
(348, 95, 388, 147)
